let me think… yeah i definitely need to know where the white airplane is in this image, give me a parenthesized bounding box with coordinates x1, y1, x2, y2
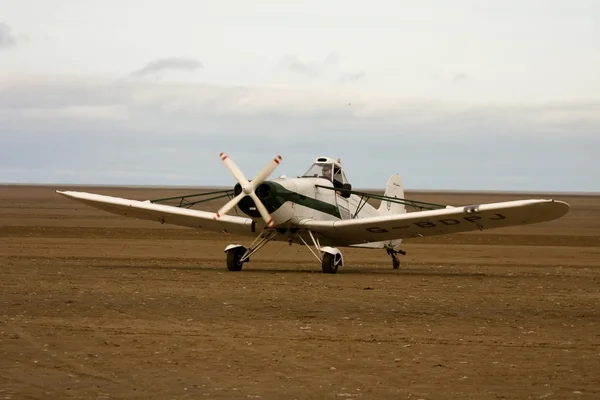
(56, 154, 570, 273)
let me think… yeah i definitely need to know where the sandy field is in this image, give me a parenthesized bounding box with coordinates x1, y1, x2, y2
(1, 184, 599, 399)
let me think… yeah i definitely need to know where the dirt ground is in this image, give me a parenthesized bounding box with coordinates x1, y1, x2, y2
(1, 185, 599, 400)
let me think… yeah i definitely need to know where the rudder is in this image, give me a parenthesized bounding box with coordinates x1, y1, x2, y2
(357, 174, 406, 252)
(378, 174, 406, 216)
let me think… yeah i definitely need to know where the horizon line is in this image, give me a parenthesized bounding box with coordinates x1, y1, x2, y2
(1, 182, 598, 197)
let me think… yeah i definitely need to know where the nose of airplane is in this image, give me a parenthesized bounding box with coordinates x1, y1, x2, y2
(256, 181, 276, 200)
(232, 179, 297, 221)
(233, 181, 279, 200)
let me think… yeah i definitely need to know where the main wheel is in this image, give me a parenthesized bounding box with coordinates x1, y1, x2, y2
(226, 247, 245, 271)
(321, 253, 339, 274)
(392, 257, 400, 269)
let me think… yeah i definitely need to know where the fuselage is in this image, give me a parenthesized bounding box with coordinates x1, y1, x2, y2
(234, 177, 380, 228)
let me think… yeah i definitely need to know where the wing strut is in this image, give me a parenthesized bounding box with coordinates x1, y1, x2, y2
(149, 189, 235, 209)
(316, 184, 448, 213)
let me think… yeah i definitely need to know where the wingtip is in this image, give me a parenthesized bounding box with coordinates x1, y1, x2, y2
(553, 198, 571, 213)
(55, 190, 76, 200)
(540, 199, 570, 220)
(55, 190, 85, 200)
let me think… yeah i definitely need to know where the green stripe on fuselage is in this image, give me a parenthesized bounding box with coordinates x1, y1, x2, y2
(267, 181, 341, 218)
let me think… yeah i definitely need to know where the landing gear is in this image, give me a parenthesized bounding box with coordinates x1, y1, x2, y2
(224, 230, 278, 271)
(224, 229, 344, 274)
(321, 252, 342, 274)
(297, 230, 343, 274)
(386, 246, 406, 269)
(226, 246, 245, 271)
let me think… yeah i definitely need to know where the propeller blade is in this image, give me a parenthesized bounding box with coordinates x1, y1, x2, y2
(219, 152, 250, 187)
(249, 191, 275, 228)
(215, 152, 280, 228)
(213, 191, 245, 220)
(250, 155, 282, 187)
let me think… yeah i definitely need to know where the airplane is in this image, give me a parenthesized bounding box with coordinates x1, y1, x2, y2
(56, 153, 570, 274)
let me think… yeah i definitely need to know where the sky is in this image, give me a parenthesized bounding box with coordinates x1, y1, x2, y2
(1, 0, 598, 192)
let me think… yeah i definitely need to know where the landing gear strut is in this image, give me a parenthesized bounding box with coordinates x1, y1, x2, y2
(386, 247, 406, 269)
(297, 230, 343, 274)
(224, 229, 344, 274)
(224, 230, 278, 271)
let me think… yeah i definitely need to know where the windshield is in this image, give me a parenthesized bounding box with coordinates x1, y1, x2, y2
(302, 162, 332, 179)
(301, 162, 348, 185)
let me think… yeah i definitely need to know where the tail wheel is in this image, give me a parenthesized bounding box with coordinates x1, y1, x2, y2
(321, 253, 339, 274)
(226, 247, 245, 271)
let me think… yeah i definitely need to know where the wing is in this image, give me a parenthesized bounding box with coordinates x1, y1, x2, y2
(298, 199, 570, 246)
(56, 190, 256, 236)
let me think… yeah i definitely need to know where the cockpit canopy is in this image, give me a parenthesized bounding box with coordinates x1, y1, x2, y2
(301, 156, 350, 188)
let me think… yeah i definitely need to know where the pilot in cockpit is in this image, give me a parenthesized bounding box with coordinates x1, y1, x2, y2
(321, 164, 333, 181)
(321, 164, 343, 189)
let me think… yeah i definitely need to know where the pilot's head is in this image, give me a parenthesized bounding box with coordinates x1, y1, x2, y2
(321, 164, 332, 180)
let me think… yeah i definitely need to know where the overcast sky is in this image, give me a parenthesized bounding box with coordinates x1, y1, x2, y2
(1, 0, 598, 192)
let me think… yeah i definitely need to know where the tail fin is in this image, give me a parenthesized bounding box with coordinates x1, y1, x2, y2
(353, 175, 406, 250)
(378, 174, 406, 216)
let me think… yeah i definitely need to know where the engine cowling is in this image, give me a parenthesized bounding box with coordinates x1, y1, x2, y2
(233, 180, 294, 223)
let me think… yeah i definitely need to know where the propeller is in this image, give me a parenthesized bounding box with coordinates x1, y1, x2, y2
(213, 152, 282, 228)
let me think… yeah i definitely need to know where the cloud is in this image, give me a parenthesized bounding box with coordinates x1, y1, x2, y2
(131, 57, 204, 76)
(0, 74, 598, 190)
(0, 22, 17, 49)
(340, 71, 366, 83)
(2, 74, 600, 131)
(280, 54, 328, 77)
(452, 73, 469, 84)
(1, 119, 597, 191)
(280, 52, 364, 84)
(282, 55, 316, 76)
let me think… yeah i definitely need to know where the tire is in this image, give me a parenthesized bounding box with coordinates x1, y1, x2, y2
(226, 247, 245, 271)
(321, 253, 339, 274)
